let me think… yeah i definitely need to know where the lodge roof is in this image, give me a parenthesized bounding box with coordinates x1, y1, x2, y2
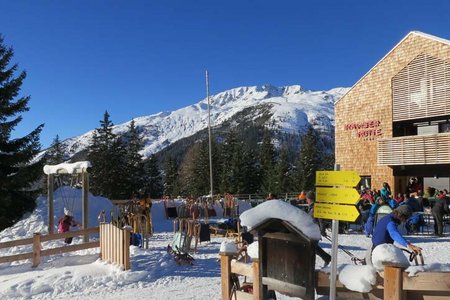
(335, 31, 450, 105)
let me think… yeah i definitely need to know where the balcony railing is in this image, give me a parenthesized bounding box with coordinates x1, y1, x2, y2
(378, 133, 450, 165)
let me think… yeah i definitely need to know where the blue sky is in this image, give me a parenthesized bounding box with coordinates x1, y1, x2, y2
(3, 0, 450, 148)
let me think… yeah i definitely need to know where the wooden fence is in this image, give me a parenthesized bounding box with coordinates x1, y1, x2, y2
(99, 223, 131, 270)
(316, 265, 450, 300)
(0, 227, 99, 268)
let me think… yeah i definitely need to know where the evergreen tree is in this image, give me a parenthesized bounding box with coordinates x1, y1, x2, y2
(122, 120, 145, 197)
(259, 128, 277, 194)
(46, 134, 67, 165)
(219, 129, 241, 194)
(87, 111, 124, 199)
(295, 126, 323, 192)
(177, 142, 201, 196)
(239, 145, 260, 194)
(163, 156, 178, 197)
(274, 146, 293, 195)
(143, 154, 163, 198)
(0, 35, 44, 230)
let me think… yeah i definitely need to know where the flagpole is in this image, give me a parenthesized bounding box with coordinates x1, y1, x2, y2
(206, 70, 214, 200)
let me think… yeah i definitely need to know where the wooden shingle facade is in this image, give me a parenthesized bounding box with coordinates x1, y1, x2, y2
(335, 31, 450, 194)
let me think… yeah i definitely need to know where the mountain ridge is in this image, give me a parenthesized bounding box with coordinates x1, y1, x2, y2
(60, 84, 349, 158)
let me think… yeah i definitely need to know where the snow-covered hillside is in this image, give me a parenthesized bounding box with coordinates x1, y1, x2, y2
(61, 85, 349, 158)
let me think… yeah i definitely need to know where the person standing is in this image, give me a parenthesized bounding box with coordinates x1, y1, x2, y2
(432, 194, 450, 237)
(306, 191, 331, 267)
(58, 208, 80, 244)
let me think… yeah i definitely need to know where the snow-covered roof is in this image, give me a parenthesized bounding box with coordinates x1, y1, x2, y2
(239, 200, 321, 241)
(336, 31, 450, 104)
(43, 161, 91, 175)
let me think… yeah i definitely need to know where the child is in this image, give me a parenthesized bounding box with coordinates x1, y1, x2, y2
(58, 208, 80, 244)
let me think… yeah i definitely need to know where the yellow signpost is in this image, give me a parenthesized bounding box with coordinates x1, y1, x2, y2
(316, 187, 360, 205)
(316, 171, 360, 187)
(314, 170, 361, 222)
(314, 202, 360, 222)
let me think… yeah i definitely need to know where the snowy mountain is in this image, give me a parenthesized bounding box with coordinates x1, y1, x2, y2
(61, 85, 349, 158)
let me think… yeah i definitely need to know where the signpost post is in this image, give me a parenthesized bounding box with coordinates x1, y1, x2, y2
(315, 166, 361, 300)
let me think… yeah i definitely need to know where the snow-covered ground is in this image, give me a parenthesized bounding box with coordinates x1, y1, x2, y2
(1, 190, 449, 300)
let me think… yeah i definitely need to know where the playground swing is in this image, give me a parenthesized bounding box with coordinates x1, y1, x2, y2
(43, 161, 91, 240)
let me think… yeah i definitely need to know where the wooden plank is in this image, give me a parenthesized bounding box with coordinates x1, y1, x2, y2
(123, 228, 130, 270)
(0, 237, 34, 249)
(0, 252, 33, 264)
(32, 233, 41, 268)
(252, 259, 262, 300)
(262, 232, 298, 243)
(231, 260, 253, 278)
(41, 241, 99, 256)
(40, 227, 99, 242)
(384, 266, 405, 300)
(403, 272, 450, 292)
(261, 277, 306, 298)
(220, 254, 232, 300)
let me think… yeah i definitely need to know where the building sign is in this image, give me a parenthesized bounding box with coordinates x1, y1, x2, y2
(344, 119, 382, 140)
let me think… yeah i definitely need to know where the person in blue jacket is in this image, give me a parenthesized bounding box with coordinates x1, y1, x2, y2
(365, 205, 422, 265)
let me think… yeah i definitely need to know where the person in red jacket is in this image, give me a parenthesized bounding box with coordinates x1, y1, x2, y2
(58, 208, 80, 244)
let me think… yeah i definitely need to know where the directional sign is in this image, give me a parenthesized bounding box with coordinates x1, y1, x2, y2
(316, 171, 361, 187)
(314, 203, 360, 222)
(316, 187, 360, 205)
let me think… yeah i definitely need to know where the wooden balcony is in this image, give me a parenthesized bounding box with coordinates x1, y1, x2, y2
(378, 133, 450, 165)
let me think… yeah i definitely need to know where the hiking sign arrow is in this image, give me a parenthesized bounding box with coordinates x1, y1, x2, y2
(316, 171, 361, 187)
(316, 187, 360, 205)
(313, 203, 360, 222)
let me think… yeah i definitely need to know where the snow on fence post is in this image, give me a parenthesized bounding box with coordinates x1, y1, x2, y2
(384, 265, 406, 300)
(219, 252, 233, 300)
(32, 233, 41, 268)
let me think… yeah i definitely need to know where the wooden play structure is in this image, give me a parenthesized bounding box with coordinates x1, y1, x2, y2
(44, 161, 90, 241)
(114, 196, 153, 249)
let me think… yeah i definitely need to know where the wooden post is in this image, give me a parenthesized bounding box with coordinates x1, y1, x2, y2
(48, 174, 54, 234)
(384, 265, 406, 300)
(99, 223, 103, 259)
(32, 233, 41, 268)
(220, 252, 233, 300)
(123, 227, 131, 270)
(252, 258, 262, 300)
(82, 172, 89, 242)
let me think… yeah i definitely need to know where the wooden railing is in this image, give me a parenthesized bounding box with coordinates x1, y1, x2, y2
(220, 252, 262, 300)
(0, 227, 99, 268)
(316, 265, 450, 300)
(378, 133, 450, 165)
(99, 223, 131, 270)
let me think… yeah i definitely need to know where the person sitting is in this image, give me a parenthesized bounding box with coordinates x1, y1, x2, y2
(365, 205, 422, 265)
(394, 193, 404, 204)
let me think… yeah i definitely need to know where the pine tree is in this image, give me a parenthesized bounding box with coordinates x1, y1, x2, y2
(122, 120, 145, 197)
(143, 154, 163, 198)
(259, 128, 277, 194)
(46, 134, 67, 165)
(274, 146, 293, 195)
(87, 111, 124, 199)
(163, 156, 178, 197)
(0, 35, 44, 230)
(295, 125, 323, 192)
(219, 129, 241, 194)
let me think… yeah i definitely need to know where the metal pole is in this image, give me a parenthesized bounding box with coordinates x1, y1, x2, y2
(329, 164, 340, 300)
(206, 70, 213, 199)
